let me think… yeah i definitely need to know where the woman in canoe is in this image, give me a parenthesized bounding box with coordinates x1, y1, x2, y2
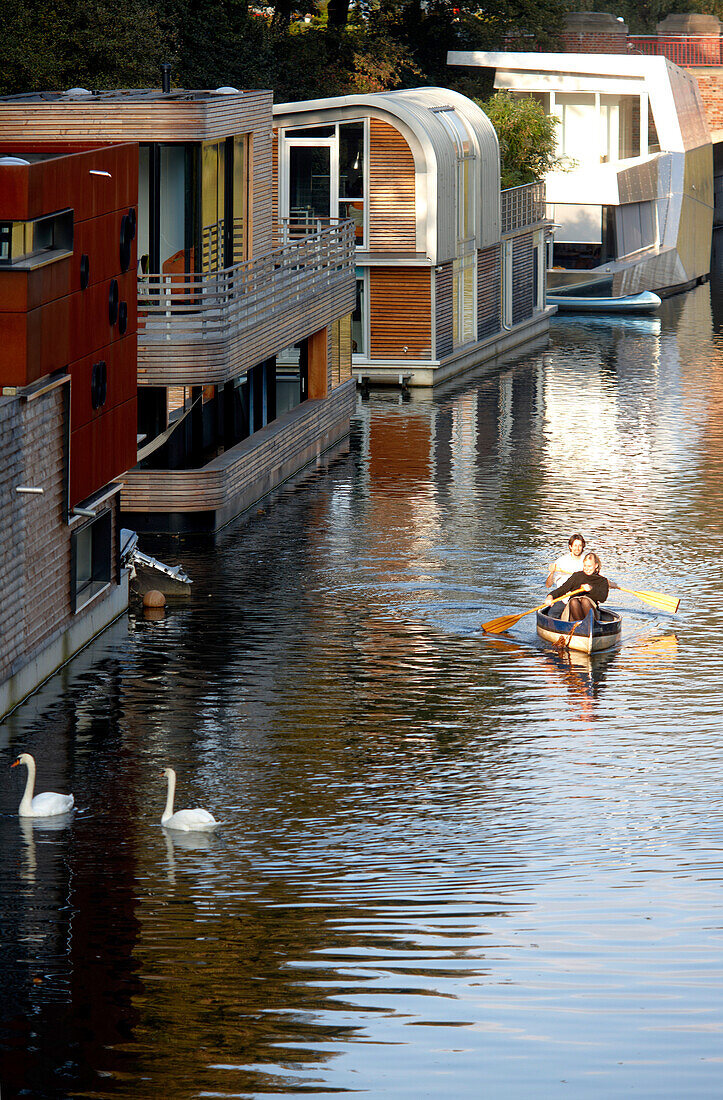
(544, 551, 615, 621)
(546, 532, 585, 587)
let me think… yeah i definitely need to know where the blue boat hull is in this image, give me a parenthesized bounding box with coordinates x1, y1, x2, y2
(536, 606, 622, 654)
(548, 291, 661, 314)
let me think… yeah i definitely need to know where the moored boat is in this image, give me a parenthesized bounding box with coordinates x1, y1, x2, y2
(536, 605, 622, 655)
(548, 291, 661, 315)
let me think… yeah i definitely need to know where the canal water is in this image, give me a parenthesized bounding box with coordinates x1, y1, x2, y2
(2, 262, 723, 1099)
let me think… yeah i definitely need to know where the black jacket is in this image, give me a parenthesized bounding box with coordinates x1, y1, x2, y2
(551, 570, 609, 605)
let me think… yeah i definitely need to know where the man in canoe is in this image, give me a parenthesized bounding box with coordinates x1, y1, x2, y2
(544, 551, 616, 621)
(546, 533, 586, 587)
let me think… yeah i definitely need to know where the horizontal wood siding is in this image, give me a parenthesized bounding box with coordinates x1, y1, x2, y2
(369, 267, 431, 360)
(512, 234, 534, 327)
(478, 245, 501, 340)
(369, 119, 416, 252)
(251, 127, 272, 259)
(271, 129, 279, 227)
(121, 379, 356, 515)
(435, 263, 453, 359)
(0, 91, 274, 144)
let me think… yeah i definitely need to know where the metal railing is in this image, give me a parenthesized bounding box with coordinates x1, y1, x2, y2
(628, 35, 723, 65)
(138, 218, 354, 341)
(501, 181, 546, 234)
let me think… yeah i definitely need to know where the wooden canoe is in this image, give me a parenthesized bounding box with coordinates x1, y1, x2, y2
(536, 605, 622, 655)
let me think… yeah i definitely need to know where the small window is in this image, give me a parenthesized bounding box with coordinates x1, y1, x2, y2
(285, 125, 335, 138)
(72, 511, 112, 612)
(0, 209, 73, 266)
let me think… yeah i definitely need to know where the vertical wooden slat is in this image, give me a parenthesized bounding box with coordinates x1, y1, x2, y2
(478, 245, 501, 339)
(435, 262, 453, 359)
(512, 234, 534, 326)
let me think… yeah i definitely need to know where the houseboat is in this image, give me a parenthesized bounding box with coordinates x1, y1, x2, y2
(448, 51, 713, 297)
(0, 86, 357, 534)
(273, 88, 554, 387)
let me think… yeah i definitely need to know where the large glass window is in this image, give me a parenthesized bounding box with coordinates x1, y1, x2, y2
(282, 121, 366, 246)
(452, 253, 476, 348)
(72, 511, 112, 613)
(339, 122, 365, 246)
(139, 135, 249, 278)
(160, 144, 186, 274)
(201, 140, 225, 271)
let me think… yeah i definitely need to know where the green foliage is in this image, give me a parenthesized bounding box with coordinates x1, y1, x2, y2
(0, 0, 563, 99)
(478, 90, 563, 189)
(0, 0, 173, 94)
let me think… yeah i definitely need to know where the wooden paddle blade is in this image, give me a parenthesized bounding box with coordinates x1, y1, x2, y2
(618, 586, 680, 614)
(480, 588, 586, 635)
(480, 610, 530, 634)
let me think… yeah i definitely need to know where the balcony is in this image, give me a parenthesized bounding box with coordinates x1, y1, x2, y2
(137, 219, 356, 387)
(501, 182, 547, 234)
(628, 35, 723, 65)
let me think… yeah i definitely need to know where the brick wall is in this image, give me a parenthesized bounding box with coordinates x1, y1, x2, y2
(688, 71, 723, 132)
(0, 386, 118, 685)
(559, 31, 629, 54)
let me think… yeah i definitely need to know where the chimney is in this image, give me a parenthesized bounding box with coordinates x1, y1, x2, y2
(161, 64, 171, 94)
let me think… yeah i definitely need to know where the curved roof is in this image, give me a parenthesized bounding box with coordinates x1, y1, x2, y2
(274, 87, 501, 263)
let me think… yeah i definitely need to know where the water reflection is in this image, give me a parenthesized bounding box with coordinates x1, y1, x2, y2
(1, 259, 723, 1097)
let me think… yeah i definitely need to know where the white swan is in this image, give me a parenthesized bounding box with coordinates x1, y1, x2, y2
(11, 753, 74, 818)
(161, 766, 219, 832)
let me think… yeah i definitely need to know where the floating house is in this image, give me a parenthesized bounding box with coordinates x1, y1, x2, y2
(0, 142, 137, 717)
(0, 86, 357, 534)
(273, 88, 553, 387)
(448, 51, 713, 297)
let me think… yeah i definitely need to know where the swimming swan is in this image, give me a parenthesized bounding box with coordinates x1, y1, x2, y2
(161, 766, 218, 832)
(11, 753, 74, 818)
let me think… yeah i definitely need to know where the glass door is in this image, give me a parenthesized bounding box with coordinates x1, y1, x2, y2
(288, 143, 333, 228)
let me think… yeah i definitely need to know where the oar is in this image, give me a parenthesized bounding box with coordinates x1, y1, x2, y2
(615, 586, 680, 614)
(480, 588, 586, 635)
(555, 569, 680, 614)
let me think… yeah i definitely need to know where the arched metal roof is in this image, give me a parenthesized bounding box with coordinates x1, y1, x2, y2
(274, 88, 501, 264)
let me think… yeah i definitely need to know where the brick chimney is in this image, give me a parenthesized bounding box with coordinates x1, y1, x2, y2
(560, 12, 629, 54)
(656, 13, 722, 65)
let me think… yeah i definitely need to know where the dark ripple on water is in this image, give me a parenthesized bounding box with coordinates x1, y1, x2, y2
(2, 282, 723, 1098)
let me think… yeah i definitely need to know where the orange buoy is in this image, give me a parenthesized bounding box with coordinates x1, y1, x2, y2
(142, 589, 166, 608)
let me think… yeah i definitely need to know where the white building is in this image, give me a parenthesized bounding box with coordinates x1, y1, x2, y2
(448, 51, 713, 296)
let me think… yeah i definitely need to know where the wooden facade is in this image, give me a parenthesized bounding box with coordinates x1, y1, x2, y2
(370, 268, 432, 359)
(274, 89, 553, 388)
(368, 119, 417, 252)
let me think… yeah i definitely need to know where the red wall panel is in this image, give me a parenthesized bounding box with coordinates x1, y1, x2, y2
(70, 337, 138, 431)
(70, 397, 137, 507)
(0, 140, 139, 504)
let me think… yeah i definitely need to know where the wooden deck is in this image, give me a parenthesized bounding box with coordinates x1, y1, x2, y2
(120, 379, 356, 529)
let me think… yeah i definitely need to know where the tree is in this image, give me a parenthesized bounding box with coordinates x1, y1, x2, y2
(478, 91, 564, 188)
(367, 0, 563, 87)
(0, 0, 174, 94)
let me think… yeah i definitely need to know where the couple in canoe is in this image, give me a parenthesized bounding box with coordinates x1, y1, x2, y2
(544, 532, 618, 622)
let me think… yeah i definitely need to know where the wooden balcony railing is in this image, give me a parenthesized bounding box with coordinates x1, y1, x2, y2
(137, 218, 356, 387)
(501, 181, 547, 234)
